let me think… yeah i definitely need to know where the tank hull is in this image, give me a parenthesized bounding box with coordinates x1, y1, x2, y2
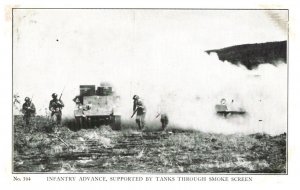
(74, 84, 121, 130)
(215, 102, 246, 118)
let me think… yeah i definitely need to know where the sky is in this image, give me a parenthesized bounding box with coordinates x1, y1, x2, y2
(13, 9, 288, 135)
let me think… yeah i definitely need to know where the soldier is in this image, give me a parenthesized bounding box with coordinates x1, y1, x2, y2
(49, 93, 64, 125)
(156, 113, 169, 130)
(73, 95, 83, 106)
(155, 99, 169, 130)
(131, 95, 146, 130)
(22, 97, 36, 126)
(13, 94, 20, 105)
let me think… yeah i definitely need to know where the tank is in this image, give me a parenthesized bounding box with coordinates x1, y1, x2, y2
(73, 83, 121, 130)
(215, 98, 246, 118)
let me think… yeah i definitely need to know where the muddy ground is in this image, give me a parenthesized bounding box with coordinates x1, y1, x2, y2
(13, 116, 286, 173)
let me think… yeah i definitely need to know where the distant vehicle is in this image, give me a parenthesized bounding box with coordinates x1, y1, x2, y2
(215, 98, 246, 118)
(73, 83, 121, 130)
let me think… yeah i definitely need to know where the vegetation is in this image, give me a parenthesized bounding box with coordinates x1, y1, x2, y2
(14, 116, 286, 173)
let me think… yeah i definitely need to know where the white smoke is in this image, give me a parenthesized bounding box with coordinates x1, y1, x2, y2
(14, 49, 287, 136)
(114, 52, 287, 136)
(13, 10, 287, 135)
(14, 51, 287, 136)
(50, 52, 286, 136)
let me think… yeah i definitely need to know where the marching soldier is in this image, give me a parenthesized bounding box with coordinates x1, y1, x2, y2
(22, 97, 36, 126)
(49, 93, 64, 125)
(156, 113, 169, 130)
(155, 99, 169, 130)
(131, 95, 146, 130)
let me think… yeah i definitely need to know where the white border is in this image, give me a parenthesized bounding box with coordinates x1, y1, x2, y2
(1, 0, 299, 189)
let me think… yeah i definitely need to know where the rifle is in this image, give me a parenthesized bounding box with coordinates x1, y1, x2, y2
(131, 109, 137, 118)
(155, 113, 160, 119)
(53, 86, 65, 109)
(59, 86, 66, 100)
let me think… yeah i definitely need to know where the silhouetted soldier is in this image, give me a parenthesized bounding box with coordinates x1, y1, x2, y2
(131, 95, 146, 130)
(22, 97, 36, 126)
(156, 113, 169, 130)
(73, 95, 83, 107)
(49, 93, 64, 125)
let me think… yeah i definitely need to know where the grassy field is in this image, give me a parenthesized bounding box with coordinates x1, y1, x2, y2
(13, 115, 286, 173)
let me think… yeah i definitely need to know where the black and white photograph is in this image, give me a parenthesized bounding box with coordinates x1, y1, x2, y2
(12, 8, 288, 174)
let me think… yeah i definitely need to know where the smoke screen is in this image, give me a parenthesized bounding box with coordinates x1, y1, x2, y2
(13, 9, 287, 135)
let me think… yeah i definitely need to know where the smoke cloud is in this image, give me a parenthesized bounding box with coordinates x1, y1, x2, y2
(13, 10, 287, 135)
(15, 51, 287, 135)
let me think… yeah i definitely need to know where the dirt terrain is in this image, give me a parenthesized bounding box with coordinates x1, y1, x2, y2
(13, 116, 286, 173)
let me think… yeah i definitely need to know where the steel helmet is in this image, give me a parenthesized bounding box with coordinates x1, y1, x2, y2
(52, 93, 58, 98)
(133, 95, 139, 100)
(24, 97, 30, 102)
(220, 98, 227, 105)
